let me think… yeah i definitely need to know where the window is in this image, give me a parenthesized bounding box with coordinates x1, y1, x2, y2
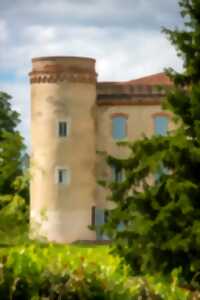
(155, 163, 165, 181)
(92, 207, 123, 240)
(154, 115, 168, 135)
(91, 206, 96, 227)
(153, 114, 169, 180)
(104, 210, 109, 223)
(94, 207, 110, 241)
(58, 121, 68, 137)
(112, 115, 127, 140)
(56, 168, 70, 185)
(94, 207, 105, 241)
(111, 165, 124, 183)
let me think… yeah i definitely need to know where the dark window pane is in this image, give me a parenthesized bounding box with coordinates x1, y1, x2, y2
(59, 122, 67, 137)
(58, 170, 63, 183)
(91, 206, 96, 226)
(111, 165, 123, 183)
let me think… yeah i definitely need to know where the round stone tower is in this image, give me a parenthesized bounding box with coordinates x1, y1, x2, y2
(29, 56, 97, 243)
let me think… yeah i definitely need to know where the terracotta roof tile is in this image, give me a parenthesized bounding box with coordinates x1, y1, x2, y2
(127, 72, 172, 86)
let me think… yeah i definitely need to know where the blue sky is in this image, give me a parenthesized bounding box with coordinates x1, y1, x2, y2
(0, 0, 183, 149)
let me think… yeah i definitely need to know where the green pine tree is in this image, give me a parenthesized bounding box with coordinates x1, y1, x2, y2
(102, 0, 200, 284)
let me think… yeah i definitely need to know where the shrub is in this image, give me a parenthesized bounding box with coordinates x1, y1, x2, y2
(0, 244, 132, 299)
(0, 244, 193, 299)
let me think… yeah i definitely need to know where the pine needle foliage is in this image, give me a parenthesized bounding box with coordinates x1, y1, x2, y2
(102, 0, 200, 284)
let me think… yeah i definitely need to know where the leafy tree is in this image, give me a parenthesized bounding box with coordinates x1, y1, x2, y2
(102, 0, 200, 284)
(0, 92, 29, 243)
(0, 131, 25, 196)
(0, 92, 26, 195)
(0, 92, 20, 136)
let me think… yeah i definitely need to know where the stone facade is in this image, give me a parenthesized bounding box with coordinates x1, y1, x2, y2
(29, 56, 173, 243)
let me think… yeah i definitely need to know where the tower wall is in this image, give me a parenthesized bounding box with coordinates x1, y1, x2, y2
(30, 56, 97, 243)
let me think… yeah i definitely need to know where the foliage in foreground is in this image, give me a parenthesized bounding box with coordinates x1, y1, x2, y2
(0, 244, 193, 300)
(101, 0, 200, 284)
(0, 91, 29, 246)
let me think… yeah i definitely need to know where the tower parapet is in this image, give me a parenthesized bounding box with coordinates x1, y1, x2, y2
(29, 56, 97, 84)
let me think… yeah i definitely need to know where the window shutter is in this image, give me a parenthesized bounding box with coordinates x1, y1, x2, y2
(112, 116, 127, 139)
(111, 165, 123, 183)
(154, 116, 168, 135)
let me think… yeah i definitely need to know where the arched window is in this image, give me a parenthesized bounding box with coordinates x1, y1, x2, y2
(112, 115, 127, 140)
(154, 115, 169, 136)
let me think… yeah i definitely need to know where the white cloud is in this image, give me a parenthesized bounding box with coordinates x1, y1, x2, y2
(0, 0, 184, 148)
(25, 26, 57, 44)
(0, 26, 183, 151)
(0, 19, 8, 44)
(0, 0, 182, 30)
(0, 24, 183, 79)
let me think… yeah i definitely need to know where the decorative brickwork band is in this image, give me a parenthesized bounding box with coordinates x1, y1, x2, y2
(29, 59, 97, 84)
(29, 69, 97, 84)
(29, 72, 96, 84)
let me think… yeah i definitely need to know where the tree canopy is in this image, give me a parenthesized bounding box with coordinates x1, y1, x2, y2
(102, 0, 200, 284)
(0, 91, 29, 244)
(0, 92, 25, 195)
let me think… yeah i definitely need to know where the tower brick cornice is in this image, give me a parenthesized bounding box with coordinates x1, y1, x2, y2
(29, 57, 97, 84)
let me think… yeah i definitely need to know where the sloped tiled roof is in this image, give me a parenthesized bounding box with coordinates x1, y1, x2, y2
(97, 72, 172, 105)
(127, 72, 172, 86)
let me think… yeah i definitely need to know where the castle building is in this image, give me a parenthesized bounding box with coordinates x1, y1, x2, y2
(29, 56, 173, 243)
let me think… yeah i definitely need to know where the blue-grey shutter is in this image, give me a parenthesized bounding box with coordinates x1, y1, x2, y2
(95, 208, 111, 241)
(155, 164, 169, 181)
(154, 116, 169, 180)
(112, 116, 127, 139)
(154, 116, 168, 135)
(111, 165, 123, 183)
(117, 222, 125, 231)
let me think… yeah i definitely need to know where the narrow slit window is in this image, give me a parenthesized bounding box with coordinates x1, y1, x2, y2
(91, 206, 96, 227)
(58, 121, 67, 137)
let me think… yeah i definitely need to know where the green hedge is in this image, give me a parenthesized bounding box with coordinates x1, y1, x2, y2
(0, 244, 192, 299)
